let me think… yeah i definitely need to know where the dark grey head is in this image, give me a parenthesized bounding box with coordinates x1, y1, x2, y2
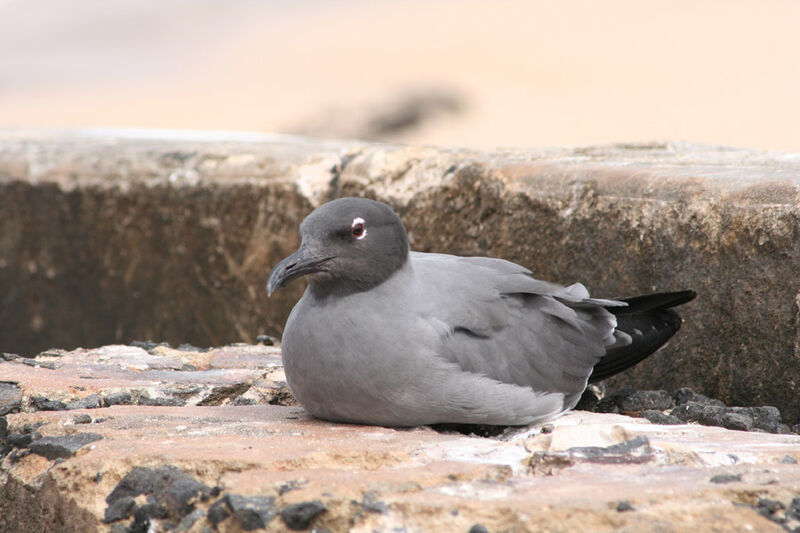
(267, 198, 409, 297)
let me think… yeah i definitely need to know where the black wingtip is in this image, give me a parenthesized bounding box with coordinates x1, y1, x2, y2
(610, 289, 696, 315)
(589, 289, 695, 383)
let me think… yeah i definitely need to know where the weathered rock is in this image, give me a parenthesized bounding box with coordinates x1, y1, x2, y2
(609, 388, 675, 413)
(2, 342, 800, 531)
(751, 406, 785, 433)
(617, 501, 635, 512)
(639, 409, 682, 425)
(722, 411, 755, 431)
(530, 436, 654, 475)
(107, 466, 210, 514)
(710, 473, 742, 484)
(672, 402, 728, 426)
(280, 500, 326, 530)
(72, 413, 92, 424)
(6, 432, 34, 449)
(65, 394, 102, 410)
(226, 494, 277, 530)
(574, 387, 600, 412)
(102, 465, 211, 532)
(0, 344, 283, 414)
(103, 496, 136, 523)
(1, 386, 800, 531)
(174, 508, 205, 532)
(207, 497, 231, 527)
(104, 392, 134, 406)
(31, 396, 67, 411)
(1, 131, 800, 419)
(131, 502, 169, 532)
(674, 387, 726, 407)
(0, 382, 22, 416)
(361, 491, 389, 514)
(27, 432, 103, 459)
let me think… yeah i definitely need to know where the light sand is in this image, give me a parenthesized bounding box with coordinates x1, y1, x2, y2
(1, 0, 799, 150)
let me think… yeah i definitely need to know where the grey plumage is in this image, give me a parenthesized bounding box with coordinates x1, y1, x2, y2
(267, 197, 695, 427)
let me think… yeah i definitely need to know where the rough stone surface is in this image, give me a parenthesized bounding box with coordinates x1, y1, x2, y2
(2, 344, 800, 532)
(603, 387, 675, 413)
(280, 500, 326, 530)
(103, 496, 136, 523)
(675, 387, 727, 408)
(0, 382, 22, 416)
(1, 130, 799, 421)
(0, 344, 288, 413)
(639, 410, 682, 425)
(27, 432, 103, 459)
(226, 494, 278, 530)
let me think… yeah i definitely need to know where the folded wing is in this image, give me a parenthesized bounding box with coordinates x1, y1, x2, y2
(411, 253, 630, 400)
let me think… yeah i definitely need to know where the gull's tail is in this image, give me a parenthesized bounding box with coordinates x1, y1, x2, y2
(588, 290, 696, 383)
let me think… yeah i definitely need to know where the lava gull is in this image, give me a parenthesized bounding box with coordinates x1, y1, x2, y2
(267, 197, 695, 427)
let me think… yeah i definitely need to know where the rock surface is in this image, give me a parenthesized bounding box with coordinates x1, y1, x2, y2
(0, 129, 799, 418)
(2, 344, 800, 532)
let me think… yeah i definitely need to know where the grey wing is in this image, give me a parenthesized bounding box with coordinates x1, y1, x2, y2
(411, 253, 629, 398)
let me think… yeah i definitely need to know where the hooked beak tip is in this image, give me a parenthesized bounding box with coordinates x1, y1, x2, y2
(266, 274, 282, 297)
(267, 245, 329, 297)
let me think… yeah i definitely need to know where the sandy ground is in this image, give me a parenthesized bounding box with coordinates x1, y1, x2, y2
(1, 0, 799, 151)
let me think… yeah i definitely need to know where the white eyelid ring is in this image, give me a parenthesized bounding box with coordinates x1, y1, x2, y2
(351, 217, 367, 239)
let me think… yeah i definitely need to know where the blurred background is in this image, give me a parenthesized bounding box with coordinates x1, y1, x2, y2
(1, 0, 799, 151)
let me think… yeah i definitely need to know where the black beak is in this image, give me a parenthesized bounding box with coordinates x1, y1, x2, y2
(267, 243, 332, 296)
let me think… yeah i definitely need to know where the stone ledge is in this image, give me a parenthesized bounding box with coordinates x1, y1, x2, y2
(2, 344, 800, 532)
(1, 129, 799, 421)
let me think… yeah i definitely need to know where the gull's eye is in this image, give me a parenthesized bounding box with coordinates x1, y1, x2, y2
(351, 217, 367, 240)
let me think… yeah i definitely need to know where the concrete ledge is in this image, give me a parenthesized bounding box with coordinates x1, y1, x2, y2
(1, 129, 799, 420)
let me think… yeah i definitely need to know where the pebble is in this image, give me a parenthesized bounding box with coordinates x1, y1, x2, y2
(28, 433, 103, 459)
(580, 386, 799, 436)
(280, 500, 326, 530)
(639, 410, 682, 425)
(255, 334, 277, 345)
(7, 432, 35, 448)
(756, 498, 785, 514)
(207, 497, 231, 526)
(709, 473, 741, 484)
(103, 496, 136, 523)
(226, 494, 278, 530)
(0, 383, 22, 416)
(104, 465, 211, 524)
(31, 396, 67, 411)
(103, 392, 134, 406)
(674, 387, 725, 407)
(362, 491, 389, 514)
(129, 340, 170, 352)
(616, 501, 634, 512)
(615, 389, 674, 412)
(721, 411, 754, 431)
(173, 508, 205, 532)
(66, 394, 103, 410)
(137, 396, 186, 407)
(73, 413, 93, 424)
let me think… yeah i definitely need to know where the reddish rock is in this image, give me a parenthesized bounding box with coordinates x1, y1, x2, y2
(2, 344, 800, 532)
